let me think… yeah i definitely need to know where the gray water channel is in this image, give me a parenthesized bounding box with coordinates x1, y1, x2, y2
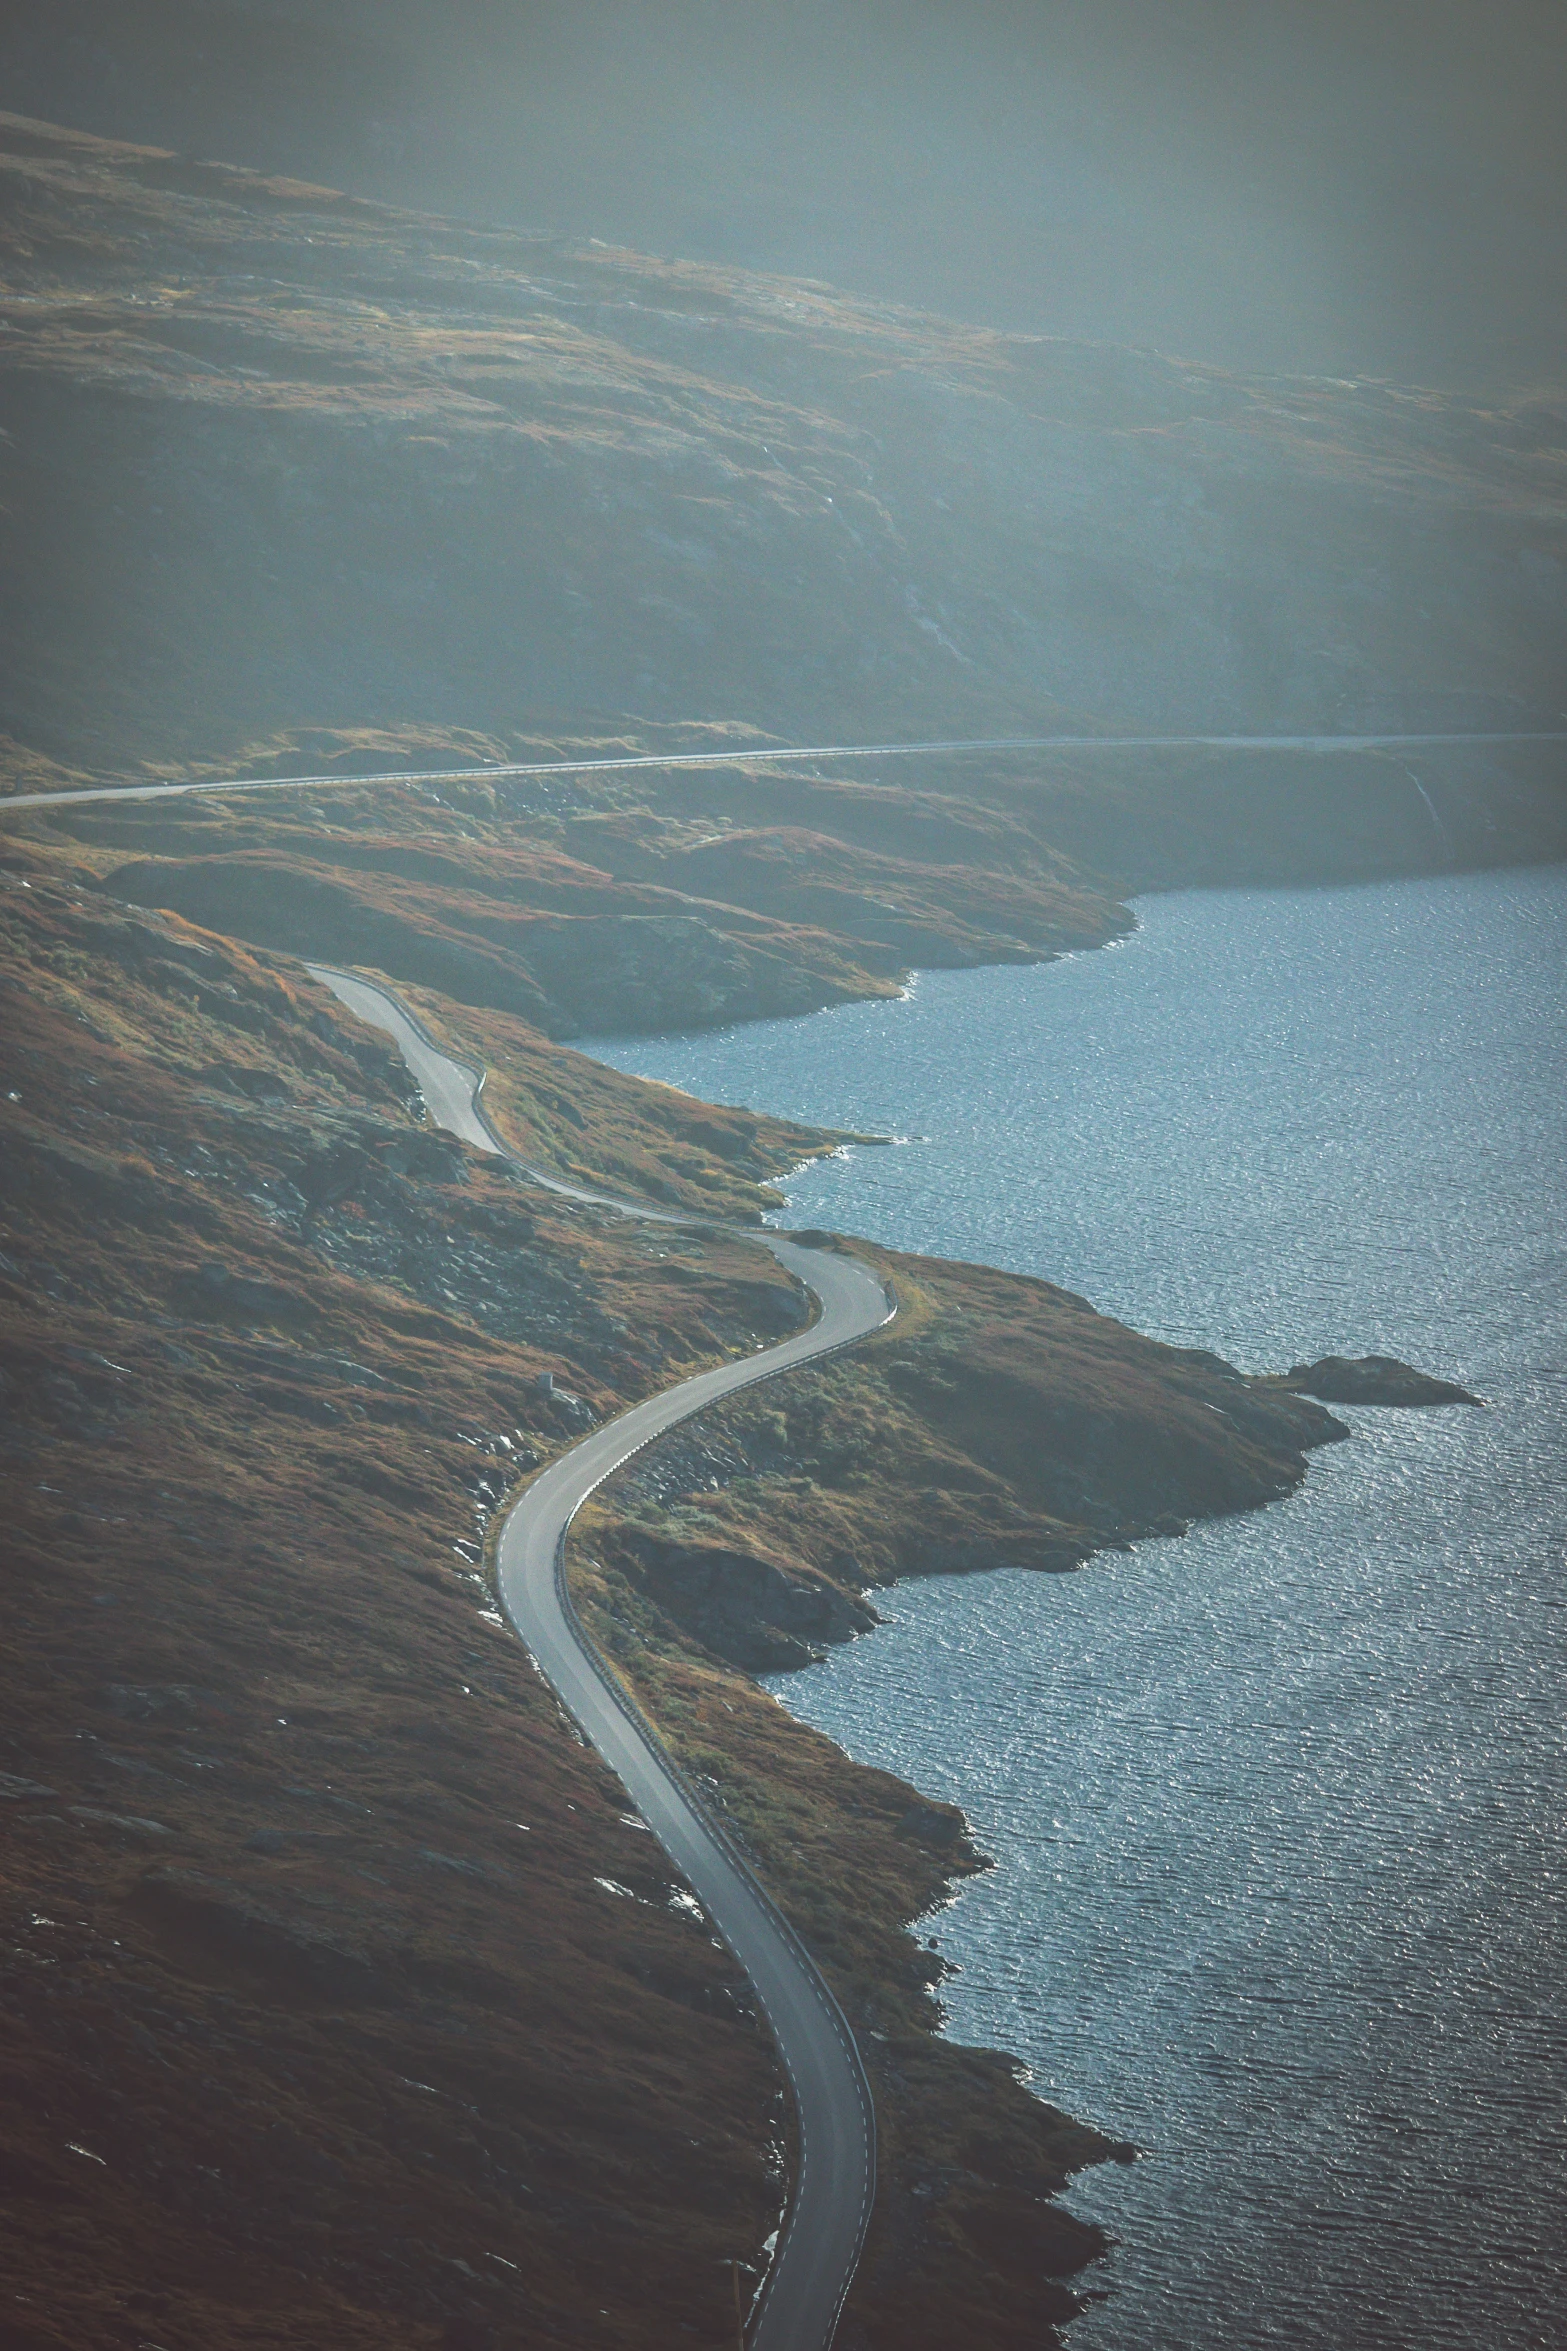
(587, 868, 1566, 2351)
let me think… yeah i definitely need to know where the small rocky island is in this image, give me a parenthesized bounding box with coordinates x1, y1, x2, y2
(1281, 1354, 1484, 1407)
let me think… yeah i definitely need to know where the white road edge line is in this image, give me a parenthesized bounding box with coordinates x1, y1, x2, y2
(308, 964, 889, 2351)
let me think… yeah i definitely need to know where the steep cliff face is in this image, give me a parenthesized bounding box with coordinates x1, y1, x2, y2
(3, 111, 1564, 785)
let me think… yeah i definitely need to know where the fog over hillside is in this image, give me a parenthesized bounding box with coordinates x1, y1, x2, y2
(3, 113, 1564, 789)
(6, 0, 1565, 389)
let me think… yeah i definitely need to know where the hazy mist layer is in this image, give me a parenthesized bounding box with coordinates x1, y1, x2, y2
(6, 0, 1565, 387)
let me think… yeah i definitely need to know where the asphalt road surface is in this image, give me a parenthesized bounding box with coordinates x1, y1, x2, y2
(4, 728, 1563, 811)
(313, 964, 891, 2351)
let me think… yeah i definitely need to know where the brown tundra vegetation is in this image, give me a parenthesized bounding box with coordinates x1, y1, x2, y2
(1, 839, 1346, 2348)
(1, 97, 1552, 2351)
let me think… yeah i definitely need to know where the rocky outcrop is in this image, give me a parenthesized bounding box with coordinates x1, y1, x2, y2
(1282, 1354, 1483, 1407)
(616, 1529, 878, 1672)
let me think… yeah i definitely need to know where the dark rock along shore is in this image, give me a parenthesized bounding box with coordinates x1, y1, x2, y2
(1282, 1354, 1483, 1407)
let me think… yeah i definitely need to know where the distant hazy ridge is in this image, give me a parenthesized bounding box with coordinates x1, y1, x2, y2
(2, 112, 1564, 788)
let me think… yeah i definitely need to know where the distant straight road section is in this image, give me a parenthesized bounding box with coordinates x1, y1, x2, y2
(3, 730, 1564, 812)
(312, 964, 890, 2351)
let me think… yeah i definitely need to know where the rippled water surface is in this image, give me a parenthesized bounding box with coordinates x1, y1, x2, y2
(589, 870, 1567, 2351)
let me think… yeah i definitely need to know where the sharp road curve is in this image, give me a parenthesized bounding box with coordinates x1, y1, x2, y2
(4, 727, 1564, 811)
(313, 966, 890, 2351)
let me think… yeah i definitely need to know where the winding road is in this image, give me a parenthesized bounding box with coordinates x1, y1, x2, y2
(311, 965, 891, 2351)
(3, 727, 1563, 812)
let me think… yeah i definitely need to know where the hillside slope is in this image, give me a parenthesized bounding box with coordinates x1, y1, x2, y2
(2, 849, 1354, 2349)
(2, 109, 1564, 790)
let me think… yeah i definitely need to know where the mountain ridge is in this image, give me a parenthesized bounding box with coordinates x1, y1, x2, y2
(3, 110, 1564, 790)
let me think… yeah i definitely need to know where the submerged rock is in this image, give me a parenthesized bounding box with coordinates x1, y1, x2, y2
(1282, 1354, 1483, 1407)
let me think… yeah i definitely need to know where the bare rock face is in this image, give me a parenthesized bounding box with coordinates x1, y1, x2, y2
(1282, 1354, 1483, 1407)
(620, 1531, 878, 1672)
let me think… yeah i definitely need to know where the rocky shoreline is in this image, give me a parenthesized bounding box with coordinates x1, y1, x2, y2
(6, 837, 1485, 2350)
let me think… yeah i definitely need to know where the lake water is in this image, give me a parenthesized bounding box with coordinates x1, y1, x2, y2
(587, 869, 1567, 2351)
